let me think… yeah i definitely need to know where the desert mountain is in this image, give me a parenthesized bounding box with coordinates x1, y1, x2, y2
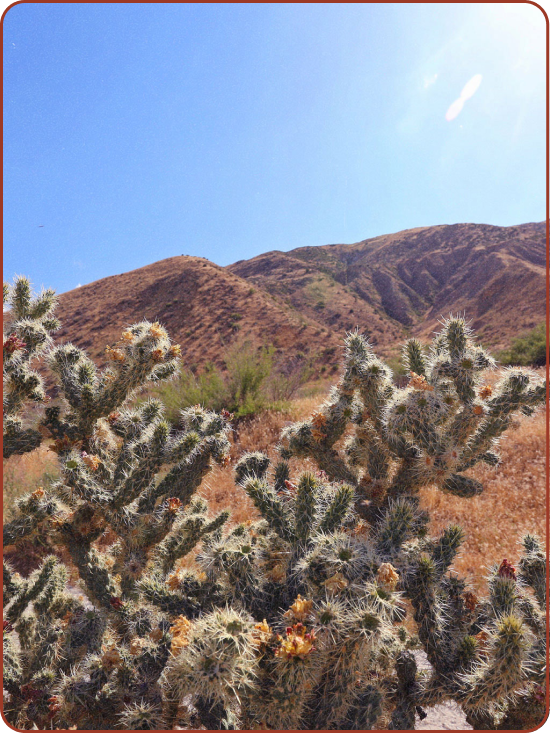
(229, 221, 545, 353)
(54, 255, 342, 372)
(54, 222, 545, 374)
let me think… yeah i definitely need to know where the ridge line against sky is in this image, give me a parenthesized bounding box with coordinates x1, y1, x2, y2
(3, 2, 546, 294)
(40, 218, 547, 295)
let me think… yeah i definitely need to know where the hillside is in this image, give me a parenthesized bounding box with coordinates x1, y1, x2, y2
(54, 255, 342, 372)
(54, 222, 545, 375)
(229, 221, 546, 353)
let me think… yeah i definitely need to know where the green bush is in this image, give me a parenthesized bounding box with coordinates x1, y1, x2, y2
(155, 362, 229, 418)
(497, 322, 546, 367)
(155, 341, 311, 420)
(153, 342, 273, 419)
(224, 341, 274, 415)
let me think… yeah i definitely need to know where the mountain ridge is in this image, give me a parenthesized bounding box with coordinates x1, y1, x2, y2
(228, 221, 545, 351)
(54, 221, 545, 373)
(54, 254, 342, 373)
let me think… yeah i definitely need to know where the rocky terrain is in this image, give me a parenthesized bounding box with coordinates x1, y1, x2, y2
(229, 221, 545, 352)
(54, 221, 545, 370)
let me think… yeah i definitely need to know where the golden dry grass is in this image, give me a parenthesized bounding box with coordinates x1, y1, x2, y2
(3, 445, 60, 521)
(417, 366, 546, 590)
(421, 407, 545, 591)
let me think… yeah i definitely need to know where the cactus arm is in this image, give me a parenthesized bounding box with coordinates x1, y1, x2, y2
(241, 477, 295, 543)
(389, 651, 420, 730)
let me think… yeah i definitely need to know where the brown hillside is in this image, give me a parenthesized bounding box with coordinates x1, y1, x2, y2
(227, 250, 404, 357)
(54, 222, 545, 376)
(54, 256, 341, 372)
(229, 221, 545, 353)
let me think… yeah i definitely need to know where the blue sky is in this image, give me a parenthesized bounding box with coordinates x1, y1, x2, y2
(3, 2, 546, 294)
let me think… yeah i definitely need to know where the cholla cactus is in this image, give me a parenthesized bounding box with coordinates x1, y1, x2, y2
(3, 279, 233, 729)
(3, 282, 545, 731)
(273, 317, 546, 729)
(3, 277, 59, 458)
(280, 318, 544, 506)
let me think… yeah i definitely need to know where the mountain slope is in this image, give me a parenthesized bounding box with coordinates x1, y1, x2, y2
(228, 221, 545, 352)
(54, 222, 545, 378)
(54, 256, 341, 371)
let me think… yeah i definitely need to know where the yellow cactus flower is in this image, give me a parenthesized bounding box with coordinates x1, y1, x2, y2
(82, 452, 101, 471)
(275, 623, 316, 660)
(170, 615, 193, 654)
(376, 562, 399, 592)
(149, 322, 166, 339)
(409, 371, 434, 391)
(105, 346, 125, 363)
(479, 385, 493, 400)
(323, 572, 349, 594)
(284, 595, 313, 621)
(252, 619, 272, 648)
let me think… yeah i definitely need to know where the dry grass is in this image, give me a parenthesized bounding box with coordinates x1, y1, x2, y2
(3, 445, 60, 521)
(3, 381, 545, 593)
(417, 366, 546, 590)
(420, 407, 545, 591)
(201, 383, 546, 593)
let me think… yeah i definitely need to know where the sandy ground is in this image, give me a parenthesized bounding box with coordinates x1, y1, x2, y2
(415, 651, 472, 731)
(418, 700, 471, 730)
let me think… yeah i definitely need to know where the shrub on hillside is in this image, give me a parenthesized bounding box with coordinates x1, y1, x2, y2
(497, 322, 546, 368)
(155, 341, 311, 420)
(3, 278, 546, 730)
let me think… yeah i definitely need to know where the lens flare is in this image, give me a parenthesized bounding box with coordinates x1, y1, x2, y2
(445, 74, 482, 121)
(461, 73, 482, 100)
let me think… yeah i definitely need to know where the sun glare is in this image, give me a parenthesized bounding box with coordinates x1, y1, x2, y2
(478, 2, 545, 68)
(460, 74, 482, 101)
(445, 74, 482, 122)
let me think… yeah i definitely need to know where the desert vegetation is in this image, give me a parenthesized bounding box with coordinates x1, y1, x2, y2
(497, 322, 546, 368)
(3, 276, 546, 730)
(151, 341, 312, 422)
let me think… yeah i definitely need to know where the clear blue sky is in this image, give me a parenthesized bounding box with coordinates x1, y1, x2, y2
(3, 2, 546, 294)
